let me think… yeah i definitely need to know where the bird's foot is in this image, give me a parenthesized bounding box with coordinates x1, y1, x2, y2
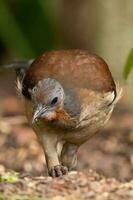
(48, 165, 68, 177)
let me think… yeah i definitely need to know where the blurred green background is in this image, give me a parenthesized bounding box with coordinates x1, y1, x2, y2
(0, 0, 133, 104)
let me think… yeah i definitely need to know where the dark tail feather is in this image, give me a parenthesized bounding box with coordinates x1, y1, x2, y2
(0, 59, 34, 80)
(0, 59, 34, 70)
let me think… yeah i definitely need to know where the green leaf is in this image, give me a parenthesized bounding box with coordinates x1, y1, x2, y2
(123, 48, 133, 80)
(0, 171, 19, 183)
(0, 0, 35, 58)
(0, 194, 44, 200)
(0, 194, 71, 200)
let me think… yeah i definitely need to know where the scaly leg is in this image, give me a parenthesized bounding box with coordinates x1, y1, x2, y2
(61, 142, 78, 171)
(37, 133, 68, 177)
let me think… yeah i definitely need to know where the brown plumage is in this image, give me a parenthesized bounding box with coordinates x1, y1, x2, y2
(22, 50, 116, 99)
(4, 49, 122, 177)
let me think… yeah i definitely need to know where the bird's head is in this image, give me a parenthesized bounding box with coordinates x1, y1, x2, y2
(30, 78, 65, 123)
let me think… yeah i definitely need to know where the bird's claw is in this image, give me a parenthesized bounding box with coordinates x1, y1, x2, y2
(48, 165, 68, 177)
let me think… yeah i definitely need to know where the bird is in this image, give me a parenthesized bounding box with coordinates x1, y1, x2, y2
(1, 49, 122, 177)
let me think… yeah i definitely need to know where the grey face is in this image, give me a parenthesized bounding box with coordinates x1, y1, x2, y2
(30, 78, 65, 123)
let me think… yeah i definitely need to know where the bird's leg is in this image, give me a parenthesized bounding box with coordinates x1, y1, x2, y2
(37, 133, 68, 177)
(61, 142, 78, 171)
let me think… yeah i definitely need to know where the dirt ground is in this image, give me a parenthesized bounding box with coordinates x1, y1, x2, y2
(0, 92, 133, 199)
(0, 170, 133, 200)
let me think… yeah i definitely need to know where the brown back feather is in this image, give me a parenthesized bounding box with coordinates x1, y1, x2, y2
(22, 50, 116, 99)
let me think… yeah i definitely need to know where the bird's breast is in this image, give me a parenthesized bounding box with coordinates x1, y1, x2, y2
(24, 88, 115, 145)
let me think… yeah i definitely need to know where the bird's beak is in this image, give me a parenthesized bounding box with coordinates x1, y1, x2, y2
(32, 106, 47, 124)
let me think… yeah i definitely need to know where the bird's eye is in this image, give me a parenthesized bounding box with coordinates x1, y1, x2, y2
(51, 97, 58, 105)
